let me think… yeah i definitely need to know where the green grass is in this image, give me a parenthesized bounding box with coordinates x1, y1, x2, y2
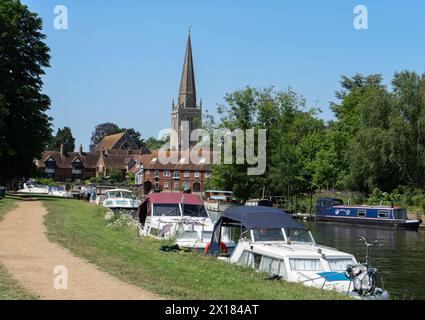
(42, 198, 348, 300)
(0, 197, 38, 300)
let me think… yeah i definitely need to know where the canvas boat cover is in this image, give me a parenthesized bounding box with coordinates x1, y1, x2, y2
(208, 206, 306, 255)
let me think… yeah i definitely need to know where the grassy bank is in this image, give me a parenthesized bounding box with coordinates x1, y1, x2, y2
(0, 197, 38, 300)
(42, 198, 348, 300)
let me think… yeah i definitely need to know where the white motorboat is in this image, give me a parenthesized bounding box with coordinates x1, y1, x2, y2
(102, 189, 141, 212)
(48, 186, 70, 197)
(17, 181, 49, 194)
(203, 190, 239, 221)
(136, 192, 234, 251)
(208, 206, 390, 300)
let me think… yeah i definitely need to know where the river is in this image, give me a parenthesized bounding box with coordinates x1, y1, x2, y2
(305, 221, 425, 300)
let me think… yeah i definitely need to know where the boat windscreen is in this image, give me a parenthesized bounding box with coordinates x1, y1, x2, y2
(182, 204, 208, 218)
(286, 228, 314, 243)
(153, 204, 180, 216)
(121, 192, 135, 199)
(252, 229, 285, 242)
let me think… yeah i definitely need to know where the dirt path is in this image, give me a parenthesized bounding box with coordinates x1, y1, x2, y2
(0, 201, 161, 300)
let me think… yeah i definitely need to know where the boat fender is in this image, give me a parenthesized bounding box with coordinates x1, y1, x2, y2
(205, 241, 228, 255)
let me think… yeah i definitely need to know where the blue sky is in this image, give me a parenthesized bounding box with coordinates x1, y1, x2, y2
(22, 0, 425, 150)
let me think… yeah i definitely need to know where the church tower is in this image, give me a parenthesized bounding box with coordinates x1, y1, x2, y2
(171, 30, 202, 150)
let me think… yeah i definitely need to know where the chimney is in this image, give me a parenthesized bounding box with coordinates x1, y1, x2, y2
(79, 144, 83, 155)
(60, 144, 65, 157)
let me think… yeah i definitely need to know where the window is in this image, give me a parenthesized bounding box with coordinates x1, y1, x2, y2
(289, 259, 323, 271)
(146, 170, 151, 176)
(378, 210, 390, 218)
(154, 170, 159, 178)
(184, 171, 190, 178)
(327, 258, 355, 271)
(358, 209, 366, 217)
(182, 204, 208, 218)
(285, 229, 314, 243)
(173, 182, 179, 190)
(194, 171, 200, 178)
(164, 182, 169, 189)
(183, 181, 190, 190)
(173, 171, 180, 179)
(164, 170, 170, 177)
(259, 256, 287, 278)
(205, 171, 211, 178)
(394, 209, 407, 220)
(153, 204, 180, 216)
(252, 229, 285, 242)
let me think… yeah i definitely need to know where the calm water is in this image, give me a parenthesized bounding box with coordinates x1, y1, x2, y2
(305, 221, 425, 300)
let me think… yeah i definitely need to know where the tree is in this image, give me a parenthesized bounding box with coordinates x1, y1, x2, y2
(145, 136, 169, 150)
(0, 0, 52, 184)
(89, 123, 120, 150)
(48, 127, 75, 151)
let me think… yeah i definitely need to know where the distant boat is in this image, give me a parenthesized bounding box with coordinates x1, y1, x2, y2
(48, 186, 70, 197)
(245, 198, 274, 207)
(102, 189, 141, 212)
(17, 181, 49, 194)
(204, 190, 238, 221)
(316, 198, 422, 229)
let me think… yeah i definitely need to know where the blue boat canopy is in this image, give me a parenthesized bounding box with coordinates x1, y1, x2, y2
(208, 206, 306, 255)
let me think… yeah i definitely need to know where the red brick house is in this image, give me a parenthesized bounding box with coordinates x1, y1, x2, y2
(129, 150, 213, 194)
(36, 132, 142, 182)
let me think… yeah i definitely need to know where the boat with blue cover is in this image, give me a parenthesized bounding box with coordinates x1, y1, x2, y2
(316, 198, 422, 229)
(208, 206, 389, 299)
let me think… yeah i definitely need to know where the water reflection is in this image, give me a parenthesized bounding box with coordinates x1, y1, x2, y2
(306, 221, 425, 300)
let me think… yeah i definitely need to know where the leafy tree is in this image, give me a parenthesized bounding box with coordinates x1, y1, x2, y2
(48, 127, 75, 151)
(89, 123, 120, 150)
(0, 0, 52, 184)
(145, 136, 169, 150)
(108, 169, 124, 183)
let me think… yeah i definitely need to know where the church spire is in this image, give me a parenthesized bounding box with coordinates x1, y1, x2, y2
(178, 29, 197, 109)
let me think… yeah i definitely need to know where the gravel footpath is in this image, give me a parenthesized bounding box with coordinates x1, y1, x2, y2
(0, 201, 161, 300)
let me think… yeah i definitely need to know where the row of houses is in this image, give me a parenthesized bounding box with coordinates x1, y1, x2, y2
(36, 32, 213, 194)
(36, 132, 213, 193)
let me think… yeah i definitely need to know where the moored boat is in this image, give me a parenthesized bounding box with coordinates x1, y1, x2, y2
(137, 192, 234, 250)
(17, 181, 49, 194)
(208, 206, 389, 300)
(204, 190, 238, 221)
(102, 189, 141, 212)
(316, 198, 422, 229)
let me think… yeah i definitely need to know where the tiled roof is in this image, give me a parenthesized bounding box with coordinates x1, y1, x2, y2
(135, 150, 214, 171)
(100, 153, 133, 170)
(38, 151, 99, 169)
(93, 132, 126, 152)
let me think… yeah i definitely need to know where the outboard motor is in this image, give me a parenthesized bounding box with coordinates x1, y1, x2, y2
(346, 264, 377, 295)
(346, 237, 383, 297)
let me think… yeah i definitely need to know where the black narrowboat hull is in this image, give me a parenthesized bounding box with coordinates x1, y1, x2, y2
(316, 215, 422, 230)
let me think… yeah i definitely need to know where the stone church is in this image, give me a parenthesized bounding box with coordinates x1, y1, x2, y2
(170, 31, 202, 150)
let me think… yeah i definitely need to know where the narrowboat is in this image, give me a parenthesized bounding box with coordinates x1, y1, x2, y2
(316, 198, 422, 229)
(208, 206, 389, 299)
